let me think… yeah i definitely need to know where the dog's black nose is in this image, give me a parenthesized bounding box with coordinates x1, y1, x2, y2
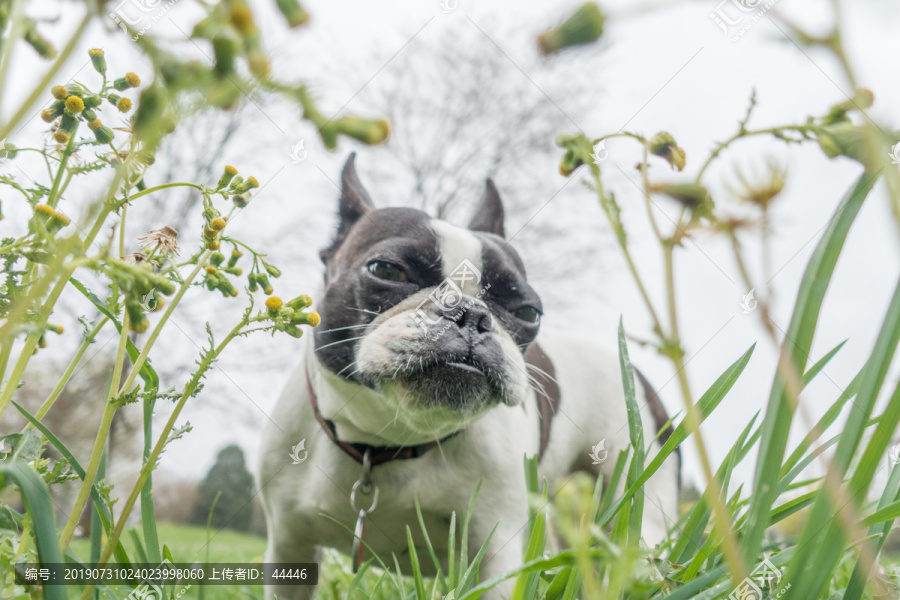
(452, 303, 492, 334)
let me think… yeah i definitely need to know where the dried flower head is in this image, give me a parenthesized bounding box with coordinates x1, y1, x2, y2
(138, 226, 180, 257)
(122, 251, 161, 267)
(728, 158, 786, 209)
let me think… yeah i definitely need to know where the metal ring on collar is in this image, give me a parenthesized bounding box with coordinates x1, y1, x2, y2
(351, 480, 379, 513)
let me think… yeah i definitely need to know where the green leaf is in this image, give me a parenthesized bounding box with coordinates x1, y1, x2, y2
(11, 401, 131, 565)
(0, 460, 67, 600)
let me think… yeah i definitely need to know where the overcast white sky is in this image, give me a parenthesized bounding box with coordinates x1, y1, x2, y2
(5, 0, 900, 497)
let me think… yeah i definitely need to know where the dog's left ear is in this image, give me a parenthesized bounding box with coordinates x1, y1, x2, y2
(320, 153, 375, 263)
(468, 179, 505, 238)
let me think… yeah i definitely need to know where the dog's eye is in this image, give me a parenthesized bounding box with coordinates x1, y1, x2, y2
(367, 261, 408, 282)
(512, 305, 541, 324)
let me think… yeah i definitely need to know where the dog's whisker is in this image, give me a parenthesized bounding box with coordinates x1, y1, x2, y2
(314, 335, 367, 352)
(318, 323, 372, 335)
(336, 361, 359, 377)
(346, 306, 382, 316)
(526, 363, 559, 384)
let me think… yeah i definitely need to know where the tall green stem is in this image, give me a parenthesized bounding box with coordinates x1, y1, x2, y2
(59, 310, 130, 551)
(25, 317, 109, 426)
(84, 320, 247, 596)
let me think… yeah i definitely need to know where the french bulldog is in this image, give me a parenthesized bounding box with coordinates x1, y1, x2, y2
(259, 154, 680, 600)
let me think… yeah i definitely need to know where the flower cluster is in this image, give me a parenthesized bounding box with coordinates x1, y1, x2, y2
(42, 49, 140, 146)
(264, 294, 320, 338)
(107, 255, 177, 333)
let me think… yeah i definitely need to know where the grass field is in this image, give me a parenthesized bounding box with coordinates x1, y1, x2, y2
(67, 522, 416, 600)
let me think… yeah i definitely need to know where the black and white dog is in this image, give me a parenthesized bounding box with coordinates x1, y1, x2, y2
(259, 154, 680, 599)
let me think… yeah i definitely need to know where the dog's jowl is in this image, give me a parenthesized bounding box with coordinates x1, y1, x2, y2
(259, 154, 680, 600)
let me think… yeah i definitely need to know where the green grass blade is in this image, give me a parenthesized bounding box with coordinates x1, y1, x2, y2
(786, 277, 900, 595)
(601, 344, 756, 527)
(459, 480, 483, 588)
(142, 396, 162, 564)
(742, 171, 879, 564)
(11, 400, 131, 565)
(618, 319, 645, 544)
(448, 510, 457, 588)
(0, 460, 67, 600)
(459, 524, 497, 593)
(781, 370, 863, 476)
(414, 493, 448, 593)
(406, 525, 428, 600)
(844, 463, 900, 600)
(672, 413, 757, 565)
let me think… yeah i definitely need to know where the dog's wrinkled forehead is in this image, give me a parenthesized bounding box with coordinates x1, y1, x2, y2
(319, 153, 526, 284)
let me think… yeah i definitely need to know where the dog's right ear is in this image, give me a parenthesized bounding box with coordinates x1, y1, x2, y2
(320, 153, 375, 263)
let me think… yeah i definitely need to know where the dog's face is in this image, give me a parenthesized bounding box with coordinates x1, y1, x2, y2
(313, 154, 542, 436)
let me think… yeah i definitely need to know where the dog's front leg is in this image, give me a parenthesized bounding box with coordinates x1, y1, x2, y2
(465, 508, 529, 600)
(263, 538, 319, 600)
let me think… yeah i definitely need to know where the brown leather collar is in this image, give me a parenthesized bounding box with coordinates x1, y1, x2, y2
(307, 341, 561, 467)
(306, 363, 457, 466)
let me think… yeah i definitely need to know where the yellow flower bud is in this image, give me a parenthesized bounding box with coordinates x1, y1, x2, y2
(88, 48, 107, 74)
(87, 119, 103, 131)
(35, 204, 55, 217)
(287, 294, 313, 310)
(40, 109, 56, 122)
(51, 85, 68, 100)
(209, 217, 227, 231)
(64, 95, 85, 115)
(116, 97, 132, 112)
(265, 296, 284, 312)
(218, 165, 238, 188)
(53, 131, 69, 144)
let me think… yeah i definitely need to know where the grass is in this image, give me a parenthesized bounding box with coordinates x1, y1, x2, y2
(67, 522, 420, 600)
